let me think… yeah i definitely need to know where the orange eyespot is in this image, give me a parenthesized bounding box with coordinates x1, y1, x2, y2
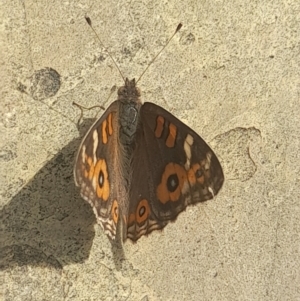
(136, 199, 150, 224)
(94, 159, 110, 201)
(156, 163, 187, 204)
(127, 199, 151, 225)
(187, 163, 205, 185)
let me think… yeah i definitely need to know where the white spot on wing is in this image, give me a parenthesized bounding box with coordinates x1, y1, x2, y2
(81, 145, 86, 163)
(181, 180, 190, 195)
(208, 186, 215, 198)
(93, 129, 98, 165)
(205, 152, 212, 170)
(184, 134, 194, 170)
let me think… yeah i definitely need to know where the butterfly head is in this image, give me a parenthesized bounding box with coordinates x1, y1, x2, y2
(118, 78, 141, 103)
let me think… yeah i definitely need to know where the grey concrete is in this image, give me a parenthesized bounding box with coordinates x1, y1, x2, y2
(1, 0, 299, 300)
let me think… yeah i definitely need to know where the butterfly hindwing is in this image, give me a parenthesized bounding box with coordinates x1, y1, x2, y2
(126, 102, 224, 241)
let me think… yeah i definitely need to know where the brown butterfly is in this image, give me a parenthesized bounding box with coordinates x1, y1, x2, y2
(74, 19, 224, 242)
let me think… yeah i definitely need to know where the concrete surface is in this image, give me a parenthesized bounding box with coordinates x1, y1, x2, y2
(1, 0, 299, 300)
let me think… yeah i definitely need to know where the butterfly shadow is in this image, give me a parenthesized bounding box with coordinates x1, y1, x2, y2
(0, 118, 103, 270)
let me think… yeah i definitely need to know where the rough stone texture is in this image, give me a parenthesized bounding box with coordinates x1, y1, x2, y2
(1, 0, 299, 300)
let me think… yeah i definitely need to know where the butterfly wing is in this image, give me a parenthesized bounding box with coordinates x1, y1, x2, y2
(74, 101, 125, 240)
(126, 102, 224, 241)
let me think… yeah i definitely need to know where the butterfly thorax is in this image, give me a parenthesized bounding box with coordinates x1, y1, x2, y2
(117, 78, 142, 146)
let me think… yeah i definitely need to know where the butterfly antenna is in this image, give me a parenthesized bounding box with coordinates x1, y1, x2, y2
(136, 23, 182, 84)
(85, 16, 125, 82)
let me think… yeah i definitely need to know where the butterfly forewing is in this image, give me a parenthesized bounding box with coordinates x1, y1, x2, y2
(74, 101, 127, 240)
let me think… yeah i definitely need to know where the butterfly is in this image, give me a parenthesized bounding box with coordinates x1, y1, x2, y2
(74, 20, 224, 242)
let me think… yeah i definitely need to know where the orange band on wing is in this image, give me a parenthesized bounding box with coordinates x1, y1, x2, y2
(84, 155, 95, 179)
(102, 119, 108, 144)
(101, 114, 114, 144)
(166, 123, 177, 148)
(128, 213, 135, 225)
(107, 113, 113, 135)
(155, 116, 165, 138)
